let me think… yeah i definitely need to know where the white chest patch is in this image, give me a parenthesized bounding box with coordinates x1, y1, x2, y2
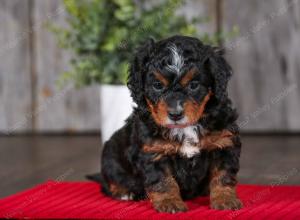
(180, 142, 200, 158)
(169, 126, 202, 158)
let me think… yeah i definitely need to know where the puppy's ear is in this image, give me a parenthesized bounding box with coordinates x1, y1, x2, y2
(207, 47, 232, 103)
(127, 38, 155, 106)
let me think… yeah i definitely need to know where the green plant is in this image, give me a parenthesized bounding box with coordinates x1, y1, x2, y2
(51, 0, 234, 86)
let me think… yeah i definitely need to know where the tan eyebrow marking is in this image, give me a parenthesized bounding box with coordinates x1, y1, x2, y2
(180, 67, 198, 86)
(154, 71, 169, 86)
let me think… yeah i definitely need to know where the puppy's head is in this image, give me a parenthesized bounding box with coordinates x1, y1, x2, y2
(128, 35, 232, 128)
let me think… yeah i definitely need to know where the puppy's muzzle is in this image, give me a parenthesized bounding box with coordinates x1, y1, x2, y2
(168, 109, 184, 121)
(166, 98, 184, 122)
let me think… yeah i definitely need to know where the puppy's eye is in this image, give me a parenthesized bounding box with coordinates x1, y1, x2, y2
(188, 81, 201, 91)
(152, 81, 164, 92)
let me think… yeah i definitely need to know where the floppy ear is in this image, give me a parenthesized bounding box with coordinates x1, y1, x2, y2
(207, 47, 232, 103)
(127, 38, 155, 106)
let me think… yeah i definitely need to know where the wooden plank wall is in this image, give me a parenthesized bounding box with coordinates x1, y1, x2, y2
(33, 0, 100, 132)
(0, 0, 100, 134)
(0, 0, 33, 134)
(223, 0, 300, 131)
(0, 0, 299, 133)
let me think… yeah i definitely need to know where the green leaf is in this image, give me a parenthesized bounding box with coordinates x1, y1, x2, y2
(49, 0, 236, 86)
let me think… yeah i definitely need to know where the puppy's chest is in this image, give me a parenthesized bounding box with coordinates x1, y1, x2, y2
(168, 126, 204, 158)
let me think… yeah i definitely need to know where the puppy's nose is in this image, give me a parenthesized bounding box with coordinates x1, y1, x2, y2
(168, 110, 184, 121)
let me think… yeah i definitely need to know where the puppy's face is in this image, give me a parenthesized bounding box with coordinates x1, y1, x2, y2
(128, 36, 232, 128)
(144, 45, 213, 128)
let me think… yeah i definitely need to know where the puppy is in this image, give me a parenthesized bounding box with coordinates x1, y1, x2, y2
(99, 35, 242, 213)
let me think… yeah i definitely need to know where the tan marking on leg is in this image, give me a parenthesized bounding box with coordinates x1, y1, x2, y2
(143, 130, 234, 160)
(209, 169, 242, 210)
(147, 171, 187, 213)
(143, 140, 181, 160)
(200, 130, 234, 151)
(109, 183, 132, 200)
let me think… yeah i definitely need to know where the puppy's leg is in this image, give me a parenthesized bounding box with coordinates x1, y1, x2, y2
(108, 182, 134, 201)
(143, 140, 187, 213)
(142, 130, 234, 158)
(209, 168, 242, 210)
(146, 171, 187, 213)
(200, 129, 234, 151)
(101, 133, 143, 200)
(143, 140, 180, 160)
(209, 136, 242, 210)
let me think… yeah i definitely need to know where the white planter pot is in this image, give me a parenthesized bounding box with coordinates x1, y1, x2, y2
(99, 85, 135, 143)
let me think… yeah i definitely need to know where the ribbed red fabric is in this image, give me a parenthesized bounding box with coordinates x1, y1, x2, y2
(0, 181, 300, 220)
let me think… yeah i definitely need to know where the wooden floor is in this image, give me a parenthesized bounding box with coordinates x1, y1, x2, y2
(0, 134, 299, 198)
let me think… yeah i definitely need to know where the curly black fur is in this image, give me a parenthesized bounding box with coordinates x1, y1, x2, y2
(97, 35, 242, 211)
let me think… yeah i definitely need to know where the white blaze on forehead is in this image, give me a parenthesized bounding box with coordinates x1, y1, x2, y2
(166, 44, 184, 75)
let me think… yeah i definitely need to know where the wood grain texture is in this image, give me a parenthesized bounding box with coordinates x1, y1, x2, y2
(33, 0, 100, 132)
(1, 0, 299, 133)
(180, 0, 218, 34)
(0, 0, 33, 134)
(32, 0, 215, 133)
(223, 0, 300, 131)
(0, 135, 299, 198)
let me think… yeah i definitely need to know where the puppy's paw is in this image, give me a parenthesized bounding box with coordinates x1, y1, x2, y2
(210, 196, 242, 210)
(118, 193, 134, 201)
(153, 199, 188, 213)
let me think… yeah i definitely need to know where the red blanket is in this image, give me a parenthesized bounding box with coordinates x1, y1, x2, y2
(0, 181, 299, 219)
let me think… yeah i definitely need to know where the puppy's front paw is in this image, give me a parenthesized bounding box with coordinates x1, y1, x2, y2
(153, 198, 188, 213)
(211, 196, 242, 210)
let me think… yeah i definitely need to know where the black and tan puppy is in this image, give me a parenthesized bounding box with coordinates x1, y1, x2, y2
(99, 35, 242, 213)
